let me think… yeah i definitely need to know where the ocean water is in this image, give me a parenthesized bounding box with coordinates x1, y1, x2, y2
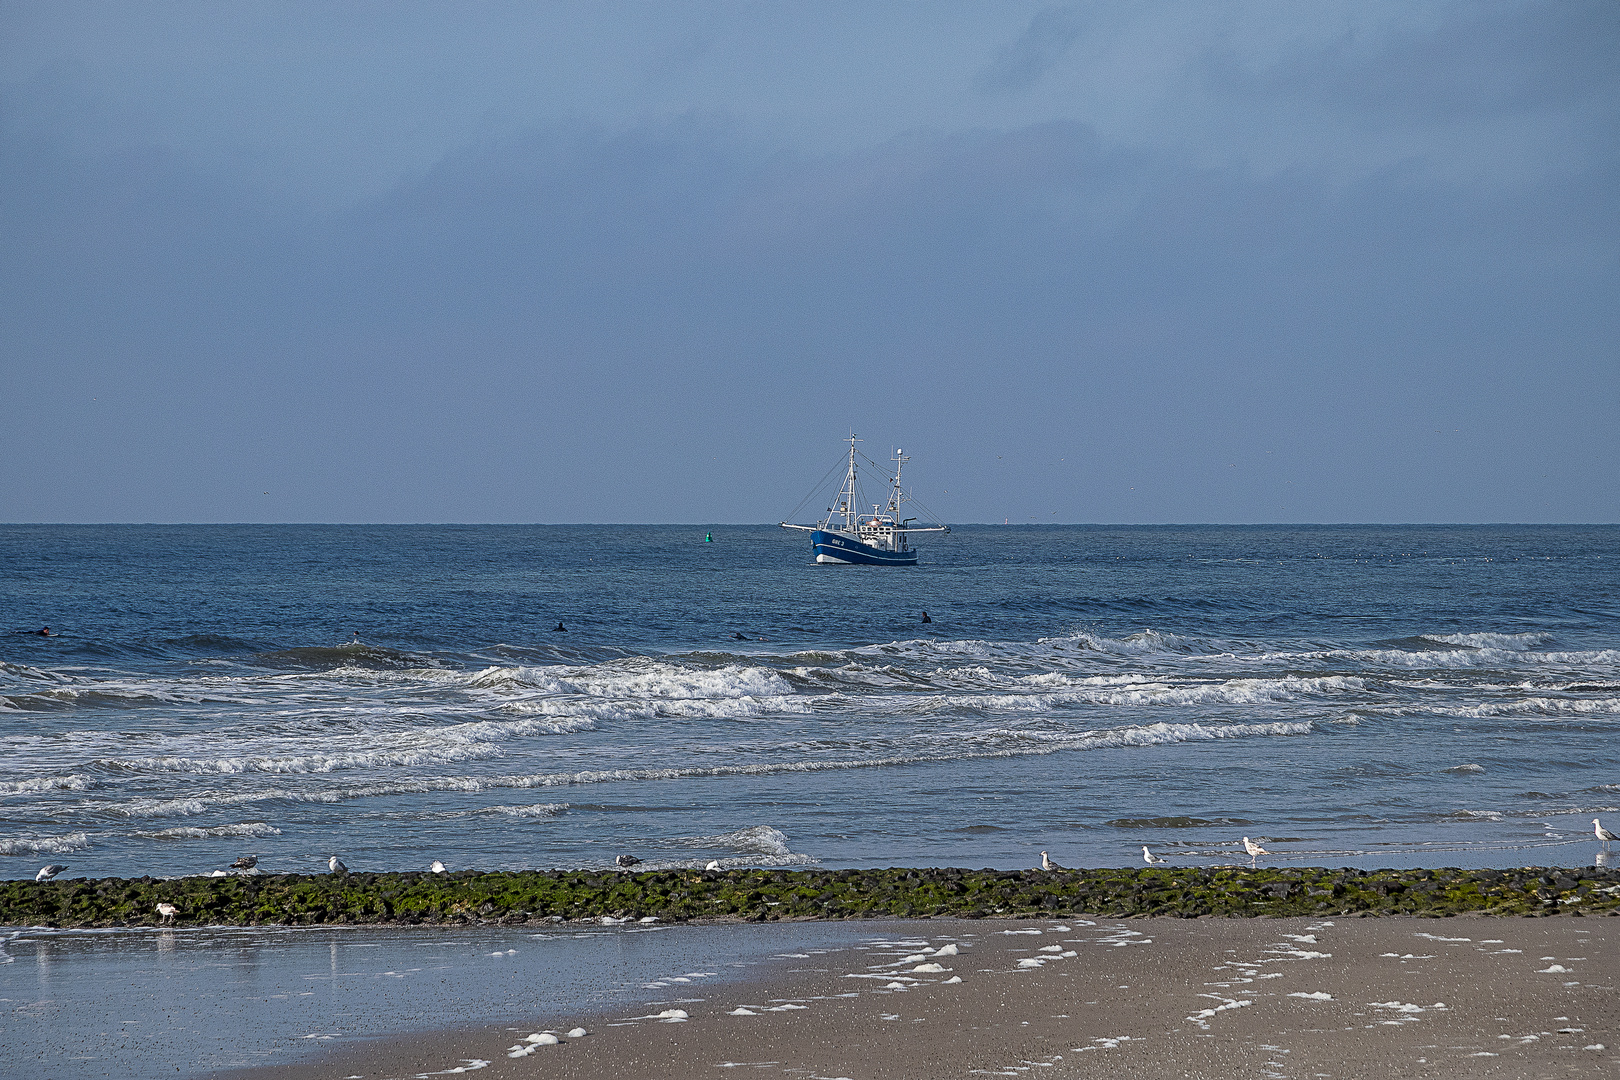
(1, 524, 1616, 880)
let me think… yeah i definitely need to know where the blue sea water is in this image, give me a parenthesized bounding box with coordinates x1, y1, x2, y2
(1, 524, 1617, 879)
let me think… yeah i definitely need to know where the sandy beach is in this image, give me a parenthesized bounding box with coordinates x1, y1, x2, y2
(214, 916, 1616, 1080)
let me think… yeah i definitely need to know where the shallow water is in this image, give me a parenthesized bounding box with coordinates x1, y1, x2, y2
(1, 524, 1617, 877)
(0, 920, 885, 1078)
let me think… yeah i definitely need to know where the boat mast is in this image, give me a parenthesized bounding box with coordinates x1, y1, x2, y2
(888, 447, 909, 518)
(836, 433, 859, 531)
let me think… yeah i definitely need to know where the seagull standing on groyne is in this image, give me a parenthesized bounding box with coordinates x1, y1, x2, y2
(1040, 851, 1065, 871)
(329, 856, 348, 874)
(1143, 846, 1168, 865)
(35, 865, 66, 882)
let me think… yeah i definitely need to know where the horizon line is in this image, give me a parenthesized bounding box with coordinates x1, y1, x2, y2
(2, 521, 1615, 528)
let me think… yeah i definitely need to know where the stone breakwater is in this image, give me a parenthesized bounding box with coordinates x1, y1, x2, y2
(5, 866, 1619, 928)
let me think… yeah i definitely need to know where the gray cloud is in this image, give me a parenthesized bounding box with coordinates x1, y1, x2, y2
(976, 6, 1087, 94)
(1, 3, 1614, 523)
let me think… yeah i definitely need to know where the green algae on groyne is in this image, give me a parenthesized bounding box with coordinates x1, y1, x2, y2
(5, 866, 1618, 928)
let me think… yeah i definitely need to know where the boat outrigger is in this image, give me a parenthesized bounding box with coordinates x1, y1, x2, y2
(780, 436, 949, 565)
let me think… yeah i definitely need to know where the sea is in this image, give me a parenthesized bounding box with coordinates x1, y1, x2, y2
(2, 523, 1617, 881)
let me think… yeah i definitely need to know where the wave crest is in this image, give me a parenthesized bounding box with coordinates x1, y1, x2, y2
(133, 822, 282, 840)
(0, 832, 90, 855)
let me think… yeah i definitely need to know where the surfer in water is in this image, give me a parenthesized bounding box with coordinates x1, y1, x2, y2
(36, 627, 51, 636)
(554, 622, 567, 632)
(921, 612, 931, 623)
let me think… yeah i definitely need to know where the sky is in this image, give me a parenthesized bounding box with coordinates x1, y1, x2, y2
(2, 1, 1615, 524)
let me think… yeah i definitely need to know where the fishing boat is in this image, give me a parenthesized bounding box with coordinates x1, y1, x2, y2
(780, 436, 949, 565)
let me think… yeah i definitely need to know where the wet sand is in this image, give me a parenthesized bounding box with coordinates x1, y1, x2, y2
(220, 916, 1616, 1080)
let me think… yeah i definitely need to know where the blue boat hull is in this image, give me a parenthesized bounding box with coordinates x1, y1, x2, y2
(810, 529, 918, 565)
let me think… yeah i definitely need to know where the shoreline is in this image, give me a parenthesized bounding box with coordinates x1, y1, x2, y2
(8, 865, 1620, 930)
(211, 915, 1616, 1080)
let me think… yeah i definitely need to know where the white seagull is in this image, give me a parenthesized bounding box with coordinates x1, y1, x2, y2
(1596, 818, 1618, 849)
(156, 902, 179, 924)
(328, 856, 347, 874)
(1242, 837, 1270, 867)
(704, 861, 721, 871)
(35, 864, 67, 882)
(1040, 851, 1065, 871)
(615, 854, 641, 868)
(430, 861, 447, 874)
(1143, 846, 1169, 866)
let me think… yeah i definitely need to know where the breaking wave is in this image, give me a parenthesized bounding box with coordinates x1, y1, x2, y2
(0, 774, 96, 795)
(0, 832, 90, 855)
(91, 719, 1312, 819)
(132, 822, 282, 840)
(93, 717, 597, 776)
(1422, 632, 1554, 651)
(677, 825, 814, 868)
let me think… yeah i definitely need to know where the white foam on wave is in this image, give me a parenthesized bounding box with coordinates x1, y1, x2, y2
(466, 802, 569, 819)
(1424, 632, 1552, 651)
(0, 774, 96, 795)
(854, 628, 1202, 664)
(500, 695, 805, 721)
(96, 716, 596, 776)
(132, 822, 281, 840)
(919, 719, 1315, 754)
(1239, 639, 1620, 674)
(1365, 695, 1620, 721)
(1441, 696, 1620, 719)
(103, 742, 507, 775)
(519, 662, 796, 700)
(787, 661, 1017, 693)
(0, 831, 90, 855)
(662, 825, 813, 868)
(92, 718, 1315, 818)
(926, 674, 1363, 713)
(709, 825, 795, 856)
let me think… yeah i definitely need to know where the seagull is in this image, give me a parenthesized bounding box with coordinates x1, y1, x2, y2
(615, 854, 641, 868)
(230, 855, 257, 871)
(704, 861, 721, 871)
(1596, 818, 1618, 849)
(430, 861, 447, 874)
(1242, 837, 1270, 867)
(35, 864, 67, 882)
(328, 856, 347, 874)
(1143, 846, 1169, 866)
(156, 902, 178, 924)
(1040, 851, 1065, 871)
